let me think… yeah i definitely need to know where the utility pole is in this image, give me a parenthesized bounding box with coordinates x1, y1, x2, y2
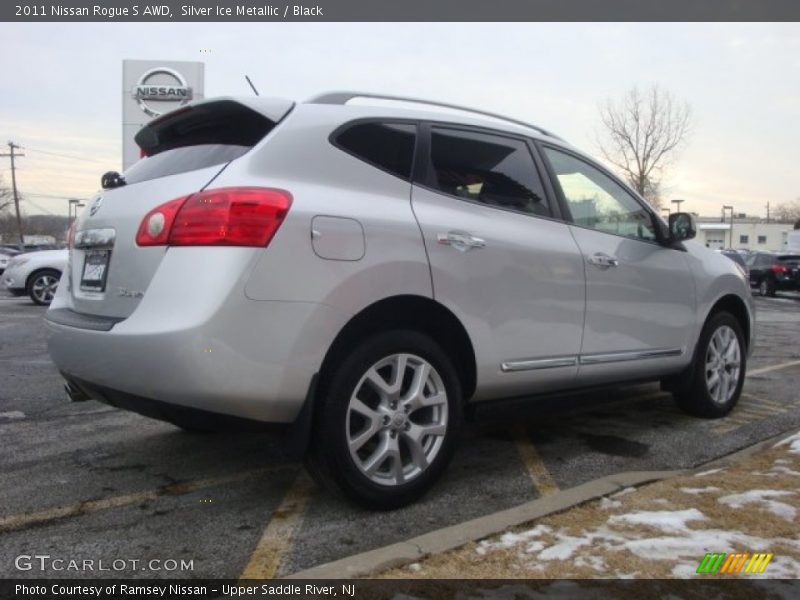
(765, 201, 770, 223)
(0, 141, 25, 248)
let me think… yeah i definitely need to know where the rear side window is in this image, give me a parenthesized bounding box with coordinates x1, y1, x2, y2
(334, 122, 417, 179)
(427, 127, 550, 217)
(125, 100, 281, 185)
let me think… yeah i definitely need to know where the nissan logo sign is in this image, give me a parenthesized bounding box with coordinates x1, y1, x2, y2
(132, 67, 193, 117)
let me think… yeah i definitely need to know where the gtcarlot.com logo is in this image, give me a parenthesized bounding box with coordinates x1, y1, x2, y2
(15, 554, 194, 572)
(697, 552, 774, 574)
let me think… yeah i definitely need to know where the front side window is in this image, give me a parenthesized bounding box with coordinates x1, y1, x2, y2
(335, 122, 417, 179)
(427, 127, 550, 217)
(543, 147, 657, 242)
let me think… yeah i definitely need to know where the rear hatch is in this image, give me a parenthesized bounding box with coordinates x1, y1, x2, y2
(777, 255, 800, 285)
(69, 97, 294, 318)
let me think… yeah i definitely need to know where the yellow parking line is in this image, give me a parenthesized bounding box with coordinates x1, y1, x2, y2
(747, 360, 800, 377)
(239, 469, 316, 580)
(0, 464, 295, 534)
(512, 427, 560, 497)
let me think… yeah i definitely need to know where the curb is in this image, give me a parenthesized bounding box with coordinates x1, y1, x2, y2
(288, 427, 798, 579)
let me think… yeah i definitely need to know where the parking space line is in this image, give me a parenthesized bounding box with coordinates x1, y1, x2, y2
(240, 469, 315, 579)
(512, 427, 560, 497)
(747, 360, 800, 377)
(0, 464, 296, 534)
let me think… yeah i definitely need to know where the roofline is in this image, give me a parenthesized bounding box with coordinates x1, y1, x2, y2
(307, 91, 563, 140)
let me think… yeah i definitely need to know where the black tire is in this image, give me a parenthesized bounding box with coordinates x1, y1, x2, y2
(673, 311, 746, 418)
(26, 269, 61, 306)
(306, 330, 462, 510)
(758, 278, 775, 297)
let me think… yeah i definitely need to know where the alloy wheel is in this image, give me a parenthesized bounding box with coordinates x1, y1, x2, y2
(346, 353, 448, 486)
(704, 325, 741, 405)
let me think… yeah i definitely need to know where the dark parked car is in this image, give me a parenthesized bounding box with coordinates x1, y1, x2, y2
(746, 252, 800, 296)
(719, 249, 747, 269)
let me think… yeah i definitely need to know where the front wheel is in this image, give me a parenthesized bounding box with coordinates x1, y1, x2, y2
(27, 269, 61, 306)
(673, 311, 746, 418)
(306, 331, 462, 509)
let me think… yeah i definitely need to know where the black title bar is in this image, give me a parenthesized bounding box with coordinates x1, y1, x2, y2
(3, 0, 800, 22)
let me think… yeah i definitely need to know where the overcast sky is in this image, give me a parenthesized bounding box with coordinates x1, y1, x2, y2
(0, 22, 798, 218)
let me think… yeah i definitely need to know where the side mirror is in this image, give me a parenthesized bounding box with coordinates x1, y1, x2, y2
(668, 212, 697, 242)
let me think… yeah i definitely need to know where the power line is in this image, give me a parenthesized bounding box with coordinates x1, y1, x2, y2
(24, 146, 105, 164)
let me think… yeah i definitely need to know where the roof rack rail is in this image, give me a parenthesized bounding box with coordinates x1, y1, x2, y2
(307, 91, 562, 140)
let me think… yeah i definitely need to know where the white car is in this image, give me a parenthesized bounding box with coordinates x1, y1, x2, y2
(2, 249, 68, 305)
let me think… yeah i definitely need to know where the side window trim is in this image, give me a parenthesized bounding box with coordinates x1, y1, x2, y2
(329, 118, 420, 182)
(414, 121, 558, 221)
(537, 142, 668, 245)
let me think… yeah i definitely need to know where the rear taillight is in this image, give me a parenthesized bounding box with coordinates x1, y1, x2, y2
(136, 187, 292, 247)
(770, 265, 789, 274)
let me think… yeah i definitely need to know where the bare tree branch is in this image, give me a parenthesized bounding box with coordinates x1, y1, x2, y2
(596, 85, 692, 209)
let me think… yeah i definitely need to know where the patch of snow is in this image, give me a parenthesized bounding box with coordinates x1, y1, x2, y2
(653, 498, 671, 505)
(476, 524, 552, 554)
(599, 497, 622, 510)
(573, 554, 606, 571)
(610, 487, 637, 497)
(680, 486, 721, 495)
(407, 562, 421, 572)
(718, 490, 796, 520)
(694, 468, 724, 477)
(608, 509, 707, 533)
(775, 431, 800, 455)
(538, 535, 591, 561)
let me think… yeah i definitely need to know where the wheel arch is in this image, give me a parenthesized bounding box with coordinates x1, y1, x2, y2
(316, 295, 477, 404)
(25, 266, 62, 290)
(704, 293, 752, 353)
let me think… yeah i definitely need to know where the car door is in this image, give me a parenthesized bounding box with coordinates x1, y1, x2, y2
(539, 145, 696, 386)
(410, 125, 586, 401)
(747, 253, 767, 287)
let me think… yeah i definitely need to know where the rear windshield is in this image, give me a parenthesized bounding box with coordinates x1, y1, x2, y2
(124, 100, 280, 185)
(123, 144, 249, 185)
(777, 255, 800, 264)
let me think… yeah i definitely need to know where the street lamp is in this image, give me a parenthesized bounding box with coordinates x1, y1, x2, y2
(68, 199, 81, 221)
(661, 208, 670, 220)
(722, 205, 734, 249)
(671, 199, 684, 213)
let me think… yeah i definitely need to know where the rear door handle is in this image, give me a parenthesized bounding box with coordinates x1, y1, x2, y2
(588, 252, 619, 268)
(437, 231, 486, 252)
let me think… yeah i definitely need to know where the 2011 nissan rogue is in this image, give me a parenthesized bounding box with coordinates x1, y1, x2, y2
(46, 93, 755, 508)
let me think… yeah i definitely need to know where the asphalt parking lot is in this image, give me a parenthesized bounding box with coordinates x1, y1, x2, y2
(1, 290, 799, 579)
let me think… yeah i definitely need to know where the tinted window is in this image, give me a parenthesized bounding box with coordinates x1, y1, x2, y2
(543, 147, 657, 242)
(428, 128, 549, 217)
(126, 100, 282, 185)
(123, 144, 249, 185)
(336, 122, 416, 179)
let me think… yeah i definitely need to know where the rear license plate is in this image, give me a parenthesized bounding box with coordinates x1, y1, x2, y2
(80, 250, 110, 292)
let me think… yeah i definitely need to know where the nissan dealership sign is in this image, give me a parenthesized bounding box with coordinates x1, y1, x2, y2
(133, 67, 194, 116)
(122, 60, 204, 169)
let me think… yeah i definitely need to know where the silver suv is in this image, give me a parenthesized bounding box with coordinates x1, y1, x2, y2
(47, 93, 755, 508)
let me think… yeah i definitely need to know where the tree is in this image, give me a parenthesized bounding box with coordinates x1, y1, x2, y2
(0, 176, 13, 214)
(597, 85, 692, 210)
(773, 199, 800, 223)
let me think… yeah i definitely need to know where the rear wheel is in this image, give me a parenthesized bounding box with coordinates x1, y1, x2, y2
(306, 330, 461, 509)
(673, 311, 746, 418)
(758, 278, 775, 297)
(27, 269, 61, 306)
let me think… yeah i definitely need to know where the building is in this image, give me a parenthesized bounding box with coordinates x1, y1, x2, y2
(695, 215, 796, 252)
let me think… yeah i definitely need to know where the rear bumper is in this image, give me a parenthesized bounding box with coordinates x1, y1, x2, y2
(46, 294, 349, 424)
